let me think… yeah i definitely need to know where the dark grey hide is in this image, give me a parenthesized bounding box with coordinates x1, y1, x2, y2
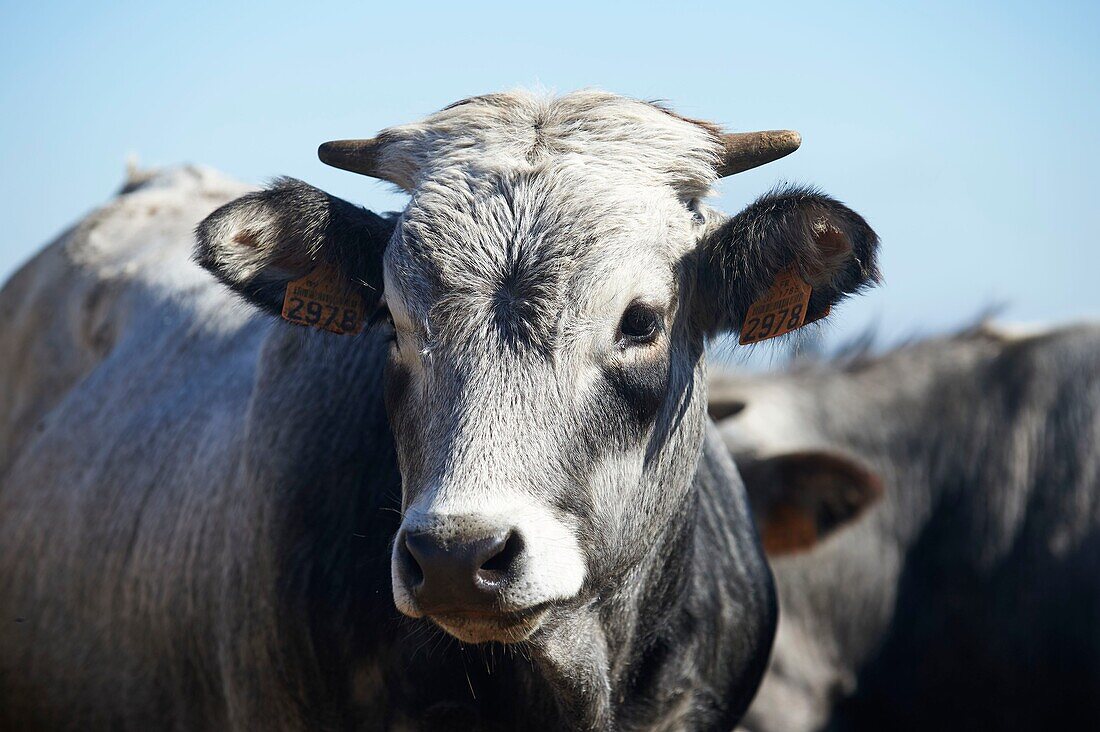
(0, 95, 880, 731)
(713, 325, 1100, 732)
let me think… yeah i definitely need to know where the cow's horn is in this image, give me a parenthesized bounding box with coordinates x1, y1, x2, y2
(717, 130, 801, 177)
(318, 138, 385, 178)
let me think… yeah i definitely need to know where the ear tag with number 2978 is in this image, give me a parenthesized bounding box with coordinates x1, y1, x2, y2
(739, 267, 827, 345)
(280, 264, 366, 335)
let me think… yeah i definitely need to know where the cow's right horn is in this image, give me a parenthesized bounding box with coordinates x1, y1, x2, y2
(717, 130, 802, 177)
(318, 138, 385, 179)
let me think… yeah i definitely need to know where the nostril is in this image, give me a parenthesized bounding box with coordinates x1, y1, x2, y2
(477, 531, 524, 583)
(403, 527, 524, 609)
(399, 536, 425, 586)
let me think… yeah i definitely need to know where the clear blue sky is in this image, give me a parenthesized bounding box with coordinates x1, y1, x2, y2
(2, 1, 1097, 352)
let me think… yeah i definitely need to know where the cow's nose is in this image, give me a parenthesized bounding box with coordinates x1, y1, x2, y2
(400, 529, 523, 613)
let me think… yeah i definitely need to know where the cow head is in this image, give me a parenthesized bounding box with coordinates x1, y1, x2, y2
(195, 91, 880, 645)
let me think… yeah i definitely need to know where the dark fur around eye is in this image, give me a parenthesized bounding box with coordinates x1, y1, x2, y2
(618, 303, 662, 346)
(369, 305, 396, 342)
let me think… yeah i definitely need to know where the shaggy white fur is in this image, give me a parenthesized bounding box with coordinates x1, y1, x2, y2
(372, 90, 722, 197)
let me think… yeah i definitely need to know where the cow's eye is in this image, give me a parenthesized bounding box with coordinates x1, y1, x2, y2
(618, 303, 662, 346)
(369, 305, 396, 344)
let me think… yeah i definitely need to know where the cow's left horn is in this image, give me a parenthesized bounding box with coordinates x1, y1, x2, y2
(717, 130, 801, 177)
(318, 138, 384, 178)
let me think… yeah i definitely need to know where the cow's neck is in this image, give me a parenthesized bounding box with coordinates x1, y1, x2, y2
(526, 431, 771, 731)
(522, 488, 695, 730)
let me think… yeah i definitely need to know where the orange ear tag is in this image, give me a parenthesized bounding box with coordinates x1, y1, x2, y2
(739, 266, 819, 345)
(280, 264, 366, 335)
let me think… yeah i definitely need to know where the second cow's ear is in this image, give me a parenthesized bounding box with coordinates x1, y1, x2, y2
(707, 395, 747, 422)
(194, 177, 395, 316)
(699, 186, 881, 337)
(739, 450, 883, 556)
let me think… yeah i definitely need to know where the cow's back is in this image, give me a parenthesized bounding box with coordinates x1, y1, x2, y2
(735, 325, 1100, 732)
(842, 326, 1100, 730)
(0, 166, 253, 470)
(0, 167, 275, 729)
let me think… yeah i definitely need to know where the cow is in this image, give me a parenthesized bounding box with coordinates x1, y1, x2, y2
(0, 90, 880, 730)
(710, 324, 1100, 732)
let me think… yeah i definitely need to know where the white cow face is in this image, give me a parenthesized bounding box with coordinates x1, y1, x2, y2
(195, 90, 881, 644)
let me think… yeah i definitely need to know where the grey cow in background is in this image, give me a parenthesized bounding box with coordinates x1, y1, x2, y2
(712, 324, 1100, 732)
(0, 91, 881, 730)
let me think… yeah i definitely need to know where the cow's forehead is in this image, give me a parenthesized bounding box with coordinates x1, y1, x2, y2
(372, 90, 723, 197)
(376, 91, 721, 351)
(383, 165, 693, 341)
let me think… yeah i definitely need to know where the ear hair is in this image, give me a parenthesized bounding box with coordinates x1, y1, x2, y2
(700, 185, 881, 335)
(194, 177, 396, 315)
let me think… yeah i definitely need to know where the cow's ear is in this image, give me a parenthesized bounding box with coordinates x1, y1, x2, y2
(194, 177, 395, 316)
(708, 396, 747, 422)
(739, 451, 883, 556)
(699, 186, 881, 336)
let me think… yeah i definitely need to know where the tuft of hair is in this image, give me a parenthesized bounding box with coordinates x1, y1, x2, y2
(366, 89, 725, 197)
(118, 155, 161, 195)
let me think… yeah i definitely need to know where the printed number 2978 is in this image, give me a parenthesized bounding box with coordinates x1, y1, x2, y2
(741, 304, 803, 342)
(285, 298, 359, 332)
